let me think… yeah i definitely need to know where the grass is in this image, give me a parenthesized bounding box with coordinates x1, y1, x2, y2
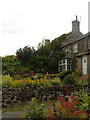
(2, 100, 55, 113)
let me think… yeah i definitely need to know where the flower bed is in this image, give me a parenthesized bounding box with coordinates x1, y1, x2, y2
(25, 96, 89, 119)
(46, 96, 89, 119)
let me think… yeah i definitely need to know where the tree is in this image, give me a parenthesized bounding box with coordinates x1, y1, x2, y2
(30, 55, 48, 74)
(16, 46, 35, 67)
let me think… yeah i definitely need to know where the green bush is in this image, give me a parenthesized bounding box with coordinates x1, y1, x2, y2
(63, 74, 76, 85)
(73, 70, 83, 77)
(2, 75, 12, 87)
(47, 74, 58, 79)
(58, 70, 71, 81)
(25, 100, 44, 120)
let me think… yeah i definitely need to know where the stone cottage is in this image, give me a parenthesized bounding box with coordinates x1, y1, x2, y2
(58, 16, 90, 75)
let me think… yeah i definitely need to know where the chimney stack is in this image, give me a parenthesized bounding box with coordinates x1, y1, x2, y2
(72, 15, 80, 33)
(45, 39, 50, 46)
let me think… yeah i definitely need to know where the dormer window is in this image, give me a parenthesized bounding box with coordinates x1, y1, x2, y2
(66, 48, 69, 55)
(73, 44, 78, 53)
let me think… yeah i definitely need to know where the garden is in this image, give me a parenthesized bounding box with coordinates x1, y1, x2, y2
(2, 70, 90, 119)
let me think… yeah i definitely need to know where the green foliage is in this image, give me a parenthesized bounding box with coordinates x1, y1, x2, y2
(15, 34, 66, 74)
(30, 55, 48, 74)
(74, 74, 88, 85)
(59, 70, 71, 81)
(25, 100, 44, 120)
(16, 46, 35, 67)
(73, 70, 83, 77)
(76, 87, 89, 113)
(63, 74, 76, 85)
(47, 35, 66, 73)
(46, 74, 58, 79)
(2, 55, 21, 76)
(2, 75, 12, 87)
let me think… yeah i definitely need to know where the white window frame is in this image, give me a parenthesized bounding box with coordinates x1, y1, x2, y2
(73, 44, 78, 53)
(58, 59, 71, 72)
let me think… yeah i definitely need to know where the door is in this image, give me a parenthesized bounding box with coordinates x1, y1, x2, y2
(82, 56, 87, 75)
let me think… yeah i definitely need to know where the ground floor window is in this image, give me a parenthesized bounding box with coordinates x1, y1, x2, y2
(58, 58, 71, 72)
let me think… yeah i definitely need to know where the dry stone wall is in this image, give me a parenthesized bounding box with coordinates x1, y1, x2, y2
(2, 84, 89, 108)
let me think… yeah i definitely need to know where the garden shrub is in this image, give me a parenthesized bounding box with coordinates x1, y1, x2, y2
(25, 100, 44, 120)
(63, 74, 76, 85)
(30, 74, 44, 80)
(12, 80, 26, 88)
(58, 70, 72, 81)
(73, 70, 83, 77)
(2, 75, 12, 87)
(77, 87, 89, 113)
(46, 74, 58, 79)
(46, 96, 89, 119)
(74, 74, 88, 85)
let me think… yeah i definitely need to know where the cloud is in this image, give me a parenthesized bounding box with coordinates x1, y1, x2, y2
(2, 20, 25, 34)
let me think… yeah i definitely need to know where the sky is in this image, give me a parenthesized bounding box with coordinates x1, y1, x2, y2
(0, 0, 89, 57)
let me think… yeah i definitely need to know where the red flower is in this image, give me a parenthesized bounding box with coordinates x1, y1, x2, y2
(71, 96, 73, 98)
(49, 113, 52, 116)
(78, 110, 81, 113)
(71, 102, 74, 105)
(69, 113, 72, 115)
(47, 117, 50, 120)
(86, 113, 88, 116)
(73, 106, 76, 109)
(60, 98, 63, 101)
(55, 113, 58, 116)
(54, 117, 57, 119)
(63, 103, 66, 106)
(63, 100, 65, 103)
(54, 108, 57, 111)
(53, 103, 56, 105)
(74, 111, 78, 114)
(57, 96, 60, 99)
(48, 107, 50, 110)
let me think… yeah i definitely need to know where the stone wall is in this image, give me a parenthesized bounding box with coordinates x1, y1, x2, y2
(2, 84, 90, 108)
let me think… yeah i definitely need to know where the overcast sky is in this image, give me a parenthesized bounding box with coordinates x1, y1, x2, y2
(0, 0, 89, 57)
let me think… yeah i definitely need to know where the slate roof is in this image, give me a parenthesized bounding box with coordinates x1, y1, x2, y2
(61, 32, 90, 48)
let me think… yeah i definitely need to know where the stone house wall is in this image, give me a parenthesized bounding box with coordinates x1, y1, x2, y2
(62, 35, 90, 72)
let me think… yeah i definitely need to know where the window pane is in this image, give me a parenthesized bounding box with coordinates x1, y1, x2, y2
(73, 44, 78, 53)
